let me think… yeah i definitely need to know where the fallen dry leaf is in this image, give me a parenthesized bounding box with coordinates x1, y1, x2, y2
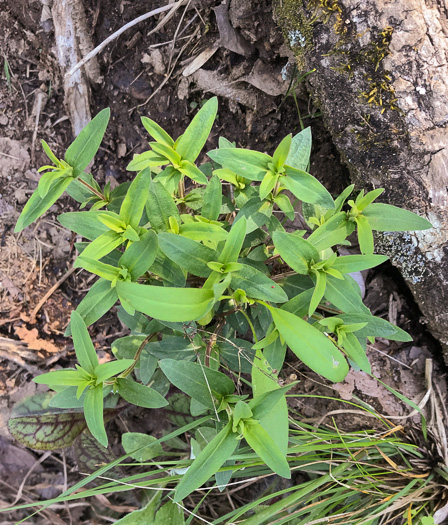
(14, 325, 60, 353)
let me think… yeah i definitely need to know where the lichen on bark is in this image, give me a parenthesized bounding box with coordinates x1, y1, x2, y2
(274, 0, 448, 357)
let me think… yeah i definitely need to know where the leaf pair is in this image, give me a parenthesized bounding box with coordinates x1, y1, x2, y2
(15, 108, 110, 232)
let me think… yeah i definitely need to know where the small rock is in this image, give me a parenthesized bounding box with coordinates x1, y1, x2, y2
(0, 114, 8, 126)
(14, 188, 28, 204)
(117, 142, 127, 158)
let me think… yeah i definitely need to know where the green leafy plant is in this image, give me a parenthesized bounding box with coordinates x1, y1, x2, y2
(9, 98, 433, 517)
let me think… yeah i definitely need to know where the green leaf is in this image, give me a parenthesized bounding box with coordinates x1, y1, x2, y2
(274, 193, 295, 221)
(33, 370, 83, 386)
(141, 116, 174, 146)
(356, 188, 384, 211)
(248, 384, 294, 421)
(269, 307, 349, 382)
(150, 249, 186, 286)
(234, 198, 273, 234)
(207, 148, 270, 181)
(282, 166, 334, 208)
(179, 221, 228, 242)
(272, 231, 319, 274)
(307, 212, 355, 251)
(65, 108, 110, 178)
(259, 171, 277, 200)
(119, 230, 158, 280)
(178, 160, 208, 185)
(151, 141, 181, 165)
(58, 210, 115, 240)
(281, 288, 314, 318)
(122, 432, 164, 461)
(231, 264, 288, 303)
(174, 421, 238, 502)
(65, 171, 100, 203)
(363, 203, 432, 231)
(158, 232, 217, 278)
(342, 332, 371, 373)
(324, 274, 370, 314)
(127, 150, 169, 171)
(176, 97, 218, 162)
(309, 271, 327, 316)
(116, 281, 215, 322)
(243, 420, 290, 478)
(337, 313, 411, 342)
(331, 254, 388, 273)
(159, 359, 235, 410)
(146, 181, 180, 232)
(71, 310, 100, 373)
(251, 348, 288, 455)
(219, 216, 247, 264)
(94, 359, 134, 383)
(202, 173, 222, 221)
(272, 134, 292, 170)
(66, 278, 118, 334)
(15, 177, 73, 232)
(356, 214, 374, 255)
(120, 167, 152, 229)
(84, 384, 108, 447)
(74, 256, 120, 281)
(79, 230, 123, 261)
(116, 378, 168, 408)
(218, 338, 255, 374)
(285, 127, 311, 171)
(145, 336, 199, 360)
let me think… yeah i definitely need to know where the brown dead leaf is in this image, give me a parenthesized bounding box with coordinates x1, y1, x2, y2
(14, 325, 60, 353)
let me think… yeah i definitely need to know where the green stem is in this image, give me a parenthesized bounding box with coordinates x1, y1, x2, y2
(239, 308, 258, 343)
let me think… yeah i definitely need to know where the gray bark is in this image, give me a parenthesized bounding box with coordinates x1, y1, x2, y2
(274, 0, 448, 355)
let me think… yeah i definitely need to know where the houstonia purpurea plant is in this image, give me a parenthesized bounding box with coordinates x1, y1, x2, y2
(10, 99, 432, 507)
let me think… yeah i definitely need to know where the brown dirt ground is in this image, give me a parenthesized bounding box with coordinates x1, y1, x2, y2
(0, 0, 446, 523)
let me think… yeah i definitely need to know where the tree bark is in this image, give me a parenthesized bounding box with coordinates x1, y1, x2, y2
(274, 0, 448, 357)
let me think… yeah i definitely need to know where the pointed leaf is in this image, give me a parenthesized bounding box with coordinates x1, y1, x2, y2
(58, 210, 115, 240)
(176, 97, 218, 162)
(174, 422, 238, 502)
(158, 232, 217, 278)
(272, 134, 292, 169)
(141, 116, 174, 146)
(363, 203, 432, 231)
(342, 332, 371, 373)
(207, 148, 270, 181)
(79, 230, 123, 260)
(273, 231, 319, 274)
(94, 359, 134, 383)
(202, 173, 222, 221)
(66, 278, 118, 334)
(116, 281, 214, 322)
(116, 378, 168, 408)
(309, 271, 327, 316)
(71, 310, 100, 372)
(324, 274, 370, 314)
(282, 166, 334, 208)
(146, 181, 180, 232)
(243, 421, 290, 478)
(127, 150, 169, 171)
(65, 108, 110, 178)
(15, 177, 73, 232)
(159, 359, 235, 409)
(120, 167, 152, 229)
(74, 256, 120, 281)
(269, 307, 349, 382)
(308, 212, 355, 251)
(119, 230, 158, 280)
(84, 384, 108, 447)
(231, 264, 288, 303)
(331, 254, 388, 273)
(219, 216, 247, 264)
(122, 432, 164, 461)
(259, 171, 277, 200)
(285, 127, 312, 171)
(178, 160, 208, 185)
